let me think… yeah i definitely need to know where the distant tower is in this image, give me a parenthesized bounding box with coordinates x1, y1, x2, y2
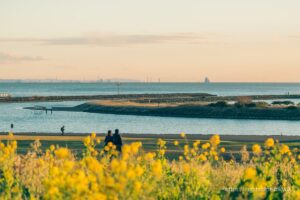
(204, 77, 210, 83)
(115, 82, 122, 95)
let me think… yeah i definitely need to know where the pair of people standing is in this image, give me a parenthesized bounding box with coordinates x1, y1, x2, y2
(104, 129, 122, 152)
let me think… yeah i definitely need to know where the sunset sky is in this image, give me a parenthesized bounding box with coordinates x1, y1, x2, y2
(1, 0, 300, 82)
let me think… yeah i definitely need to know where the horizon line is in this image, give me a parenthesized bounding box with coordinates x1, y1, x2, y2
(0, 79, 300, 84)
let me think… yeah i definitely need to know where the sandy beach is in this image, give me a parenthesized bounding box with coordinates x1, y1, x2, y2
(1, 132, 299, 161)
(2, 132, 300, 142)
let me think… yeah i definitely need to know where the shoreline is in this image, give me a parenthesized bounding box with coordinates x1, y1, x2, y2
(2, 132, 300, 159)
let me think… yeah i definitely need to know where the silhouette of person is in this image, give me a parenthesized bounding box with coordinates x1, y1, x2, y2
(61, 126, 65, 135)
(113, 129, 122, 152)
(104, 130, 113, 146)
(10, 123, 14, 132)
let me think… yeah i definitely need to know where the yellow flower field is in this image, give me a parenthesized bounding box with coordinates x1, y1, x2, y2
(0, 132, 300, 200)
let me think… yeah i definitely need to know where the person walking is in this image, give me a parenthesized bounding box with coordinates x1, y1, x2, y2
(104, 130, 113, 146)
(10, 123, 14, 132)
(61, 126, 65, 135)
(113, 129, 123, 152)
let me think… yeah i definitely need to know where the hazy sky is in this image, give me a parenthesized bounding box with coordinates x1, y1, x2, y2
(1, 0, 300, 82)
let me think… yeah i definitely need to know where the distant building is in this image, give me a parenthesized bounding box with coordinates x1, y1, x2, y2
(0, 93, 11, 98)
(204, 77, 210, 83)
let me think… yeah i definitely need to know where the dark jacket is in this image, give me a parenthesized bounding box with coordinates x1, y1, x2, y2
(113, 133, 122, 151)
(104, 135, 113, 146)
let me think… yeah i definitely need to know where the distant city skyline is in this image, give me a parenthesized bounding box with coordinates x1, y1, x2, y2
(1, 75, 299, 83)
(1, 0, 300, 82)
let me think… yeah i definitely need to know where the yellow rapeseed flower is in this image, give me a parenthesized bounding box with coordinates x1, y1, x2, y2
(0, 142, 4, 149)
(11, 141, 17, 149)
(92, 150, 98, 157)
(108, 142, 113, 148)
(210, 135, 220, 146)
(214, 155, 219, 161)
(84, 157, 103, 173)
(54, 148, 69, 159)
(292, 191, 300, 199)
(152, 160, 163, 178)
(3, 128, 300, 199)
(202, 143, 210, 150)
(111, 159, 121, 173)
(291, 158, 296, 164)
(122, 144, 131, 155)
(136, 156, 142, 162)
(157, 139, 166, 148)
(134, 181, 142, 192)
(104, 146, 110, 151)
(193, 140, 200, 148)
(135, 165, 144, 176)
(183, 163, 190, 173)
(243, 167, 257, 180)
(184, 145, 189, 156)
(119, 160, 127, 172)
(252, 144, 262, 155)
(184, 144, 189, 152)
(91, 132, 96, 138)
(280, 144, 290, 155)
(198, 154, 207, 161)
(265, 138, 275, 148)
(144, 152, 154, 161)
(63, 160, 75, 171)
(105, 176, 115, 187)
(50, 166, 60, 176)
(49, 145, 55, 151)
(195, 140, 201, 144)
(130, 142, 142, 154)
(159, 149, 165, 156)
(8, 132, 14, 137)
(190, 149, 196, 156)
(83, 136, 91, 146)
(126, 169, 136, 180)
(47, 187, 59, 197)
(180, 132, 186, 138)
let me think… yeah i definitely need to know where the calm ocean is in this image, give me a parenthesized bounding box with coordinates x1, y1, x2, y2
(0, 82, 300, 135)
(1, 82, 300, 97)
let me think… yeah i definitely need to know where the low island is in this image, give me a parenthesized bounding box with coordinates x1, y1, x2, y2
(23, 94, 300, 120)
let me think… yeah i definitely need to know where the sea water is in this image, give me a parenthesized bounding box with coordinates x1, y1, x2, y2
(1, 82, 300, 97)
(0, 82, 299, 135)
(0, 101, 299, 135)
